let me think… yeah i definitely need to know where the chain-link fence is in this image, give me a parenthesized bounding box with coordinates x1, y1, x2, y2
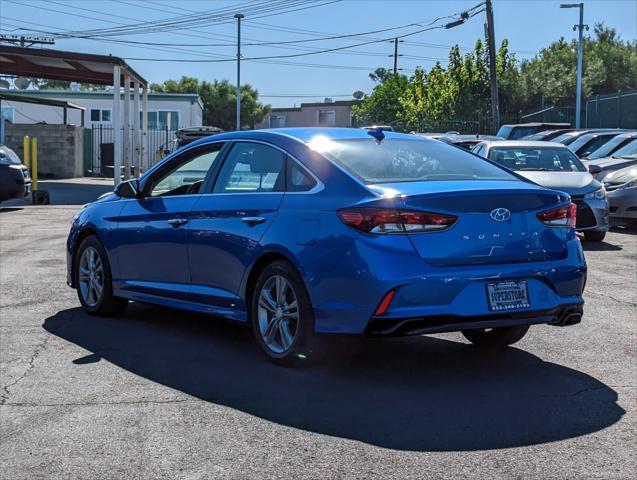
(585, 90, 637, 129)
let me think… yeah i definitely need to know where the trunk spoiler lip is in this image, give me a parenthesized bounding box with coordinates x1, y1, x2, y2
(365, 179, 568, 200)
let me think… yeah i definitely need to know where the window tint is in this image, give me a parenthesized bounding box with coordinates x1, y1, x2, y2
(310, 137, 516, 183)
(287, 161, 317, 192)
(214, 143, 286, 193)
(496, 126, 512, 138)
(509, 127, 537, 139)
(613, 139, 637, 158)
(149, 147, 221, 197)
(488, 147, 586, 172)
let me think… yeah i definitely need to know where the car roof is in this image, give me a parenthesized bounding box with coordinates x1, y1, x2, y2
(185, 127, 422, 149)
(480, 140, 568, 148)
(499, 122, 571, 128)
(447, 134, 504, 141)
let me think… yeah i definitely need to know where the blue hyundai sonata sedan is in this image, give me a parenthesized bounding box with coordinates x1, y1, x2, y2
(67, 128, 587, 365)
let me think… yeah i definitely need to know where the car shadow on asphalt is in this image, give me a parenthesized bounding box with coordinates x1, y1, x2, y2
(43, 305, 624, 452)
(580, 240, 623, 251)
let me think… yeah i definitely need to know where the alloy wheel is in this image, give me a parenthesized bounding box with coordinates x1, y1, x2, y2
(78, 246, 104, 307)
(257, 275, 299, 354)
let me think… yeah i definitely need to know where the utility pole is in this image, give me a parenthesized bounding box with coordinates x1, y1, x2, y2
(389, 38, 403, 75)
(561, 3, 587, 128)
(234, 13, 244, 131)
(485, 0, 500, 131)
(0, 34, 55, 47)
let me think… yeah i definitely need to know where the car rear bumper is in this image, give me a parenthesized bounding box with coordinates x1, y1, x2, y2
(365, 302, 583, 336)
(308, 238, 587, 335)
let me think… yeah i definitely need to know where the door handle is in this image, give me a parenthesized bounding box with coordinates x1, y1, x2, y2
(167, 218, 188, 227)
(241, 216, 267, 225)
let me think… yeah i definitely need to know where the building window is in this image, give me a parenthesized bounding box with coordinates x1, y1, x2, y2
(142, 110, 180, 130)
(90, 109, 112, 123)
(318, 110, 335, 126)
(1, 106, 15, 123)
(269, 115, 286, 128)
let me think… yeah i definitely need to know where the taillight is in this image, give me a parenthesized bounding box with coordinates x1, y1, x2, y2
(338, 208, 457, 234)
(537, 203, 577, 227)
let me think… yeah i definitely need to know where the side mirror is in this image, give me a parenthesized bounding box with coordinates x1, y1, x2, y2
(588, 164, 602, 177)
(115, 179, 140, 198)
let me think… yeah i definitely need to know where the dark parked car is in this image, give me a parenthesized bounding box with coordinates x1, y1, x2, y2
(521, 129, 576, 141)
(67, 128, 586, 365)
(566, 131, 624, 158)
(0, 145, 31, 203)
(156, 126, 224, 161)
(584, 132, 637, 160)
(496, 123, 571, 140)
(551, 129, 625, 146)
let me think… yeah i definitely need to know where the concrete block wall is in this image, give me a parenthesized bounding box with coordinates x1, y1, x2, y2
(4, 124, 84, 178)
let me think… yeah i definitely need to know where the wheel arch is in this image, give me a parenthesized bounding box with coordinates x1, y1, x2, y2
(70, 227, 108, 287)
(242, 249, 307, 320)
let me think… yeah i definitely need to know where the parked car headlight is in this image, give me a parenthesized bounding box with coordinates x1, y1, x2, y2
(584, 188, 606, 200)
(620, 179, 637, 189)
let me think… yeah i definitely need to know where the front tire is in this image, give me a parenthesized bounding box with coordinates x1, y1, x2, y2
(251, 260, 323, 366)
(74, 236, 128, 316)
(584, 230, 606, 242)
(462, 325, 529, 348)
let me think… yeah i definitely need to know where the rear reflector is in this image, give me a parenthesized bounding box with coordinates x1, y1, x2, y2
(374, 290, 396, 316)
(338, 208, 457, 234)
(537, 203, 577, 227)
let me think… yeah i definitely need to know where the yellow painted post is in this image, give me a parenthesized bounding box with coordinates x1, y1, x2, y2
(31, 137, 38, 191)
(23, 136, 30, 171)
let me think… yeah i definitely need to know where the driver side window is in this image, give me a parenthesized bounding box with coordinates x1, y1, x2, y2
(149, 146, 222, 197)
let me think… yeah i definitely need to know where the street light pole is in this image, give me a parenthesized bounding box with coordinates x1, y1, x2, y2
(234, 13, 244, 131)
(561, 3, 586, 128)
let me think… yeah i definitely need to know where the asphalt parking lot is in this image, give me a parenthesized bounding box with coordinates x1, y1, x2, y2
(1, 204, 635, 479)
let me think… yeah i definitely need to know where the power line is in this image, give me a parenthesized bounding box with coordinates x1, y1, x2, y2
(121, 23, 449, 62)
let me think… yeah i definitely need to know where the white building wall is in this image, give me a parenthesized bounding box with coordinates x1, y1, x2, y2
(1, 91, 203, 128)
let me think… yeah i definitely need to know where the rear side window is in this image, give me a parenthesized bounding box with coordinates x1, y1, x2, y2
(287, 161, 317, 192)
(214, 142, 286, 193)
(309, 137, 516, 183)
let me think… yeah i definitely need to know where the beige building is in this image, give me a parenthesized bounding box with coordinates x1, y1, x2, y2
(256, 100, 361, 129)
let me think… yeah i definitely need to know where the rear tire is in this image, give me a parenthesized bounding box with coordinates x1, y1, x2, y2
(462, 325, 529, 348)
(584, 230, 606, 242)
(250, 260, 324, 366)
(74, 236, 128, 316)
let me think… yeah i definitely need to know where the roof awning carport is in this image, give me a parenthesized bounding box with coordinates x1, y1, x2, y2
(0, 45, 149, 184)
(0, 91, 86, 125)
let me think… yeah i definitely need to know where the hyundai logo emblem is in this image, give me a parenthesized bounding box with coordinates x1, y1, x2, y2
(490, 208, 511, 222)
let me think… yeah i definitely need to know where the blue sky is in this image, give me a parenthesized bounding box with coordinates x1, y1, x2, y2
(1, 0, 635, 107)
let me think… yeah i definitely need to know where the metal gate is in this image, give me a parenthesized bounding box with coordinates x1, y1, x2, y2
(89, 125, 177, 176)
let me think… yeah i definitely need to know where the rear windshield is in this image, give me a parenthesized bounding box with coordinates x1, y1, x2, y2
(488, 146, 587, 172)
(308, 137, 516, 183)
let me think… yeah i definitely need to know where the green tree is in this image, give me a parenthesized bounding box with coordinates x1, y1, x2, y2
(150, 76, 270, 130)
(352, 73, 408, 126)
(519, 23, 637, 104)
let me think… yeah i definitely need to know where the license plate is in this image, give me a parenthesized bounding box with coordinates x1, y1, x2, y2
(486, 280, 530, 311)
